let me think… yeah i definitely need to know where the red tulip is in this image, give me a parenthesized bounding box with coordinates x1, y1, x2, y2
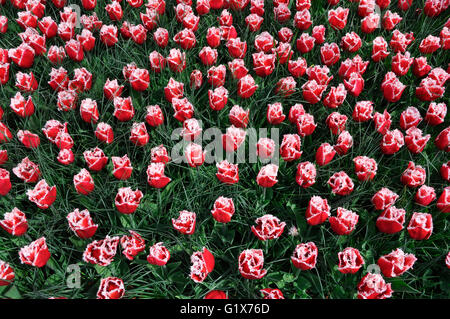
(334, 130, 353, 155)
(10, 92, 34, 117)
(361, 13, 380, 34)
(190, 247, 215, 283)
(67, 209, 98, 239)
(65, 40, 84, 62)
(373, 110, 392, 135)
(77, 29, 96, 52)
(294, 9, 312, 30)
(120, 230, 145, 261)
(251, 214, 286, 240)
(83, 236, 120, 266)
(106, 1, 123, 21)
(278, 27, 293, 43)
(172, 210, 196, 235)
(316, 143, 336, 166)
(57, 149, 74, 165)
(405, 127, 430, 154)
(9, 43, 35, 68)
(73, 169, 95, 195)
(254, 32, 274, 53)
(0, 16, 7, 34)
(172, 98, 194, 122)
(266, 102, 285, 124)
(358, 0, 376, 17)
(173, 28, 196, 50)
(302, 80, 325, 104)
(372, 36, 390, 62)
(353, 156, 377, 181)
(151, 145, 171, 164)
(306, 196, 330, 225)
(391, 51, 413, 76)
(353, 101, 373, 122)
(337, 247, 364, 274)
(0, 207, 27, 236)
(147, 242, 170, 266)
(296, 113, 317, 137)
(296, 33, 315, 53)
(211, 196, 235, 223)
(17, 130, 40, 149)
(382, 10, 402, 30)
(113, 96, 135, 121)
(97, 277, 124, 299)
(207, 65, 226, 87)
(274, 76, 296, 97)
(328, 7, 349, 30)
(378, 249, 417, 278)
(312, 25, 325, 44)
(153, 27, 169, 48)
(328, 171, 354, 196)
(115, 187, 143, 214)
(95, 123, 114, 144)
(440, 162, 450, 182)
(274, 4, 291, 23)
(390, 30, 414, 53)
(112, 155, 133, 180)
(357, 273, 392, 299)
(372, 188, 399, 211)
(128, 68, 149, 92)
(329, 207, 359, 235)
(415, 185, 436, 206)
(189, 69, 203, 89)
(376, 206, 405, 234)
(185, 143, 205, 167)
(238, 249, 267, 279)
(288, 103, 306, 124)
(216, 160, 239, 184)
(437, 187, 450, 213)
(296, 161, 316, 188)
(129, 122, 149, 146)
(407, 212, 433, 240)
(419, 35, 441, 54)
(208, 86, 228, 111)
(80, 98, 99, 124)
(326, 112, 347, 135)
(246, 13, 263, 32)
(441, 27, 450, 50)
(400, 161, 426, 188)
(229, 105, 249, 128)
(199, 47, 218, 66)
(288, 57, 307, 78)
(435, 126, 450, 152)
(280, 134, 302, 162)
(252, 52, 275, 77)
(100, 25, 118, 47)
(0, 261, 14, 286)
(256, 164, 278, 187)
(341, 32, 362, 53)
(381, 129, 404, 155)
(146, 162, 171, 188)
(250, 0, 264, 16)
(206, 27, 221, 48)
(425, 102, 447, 125)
